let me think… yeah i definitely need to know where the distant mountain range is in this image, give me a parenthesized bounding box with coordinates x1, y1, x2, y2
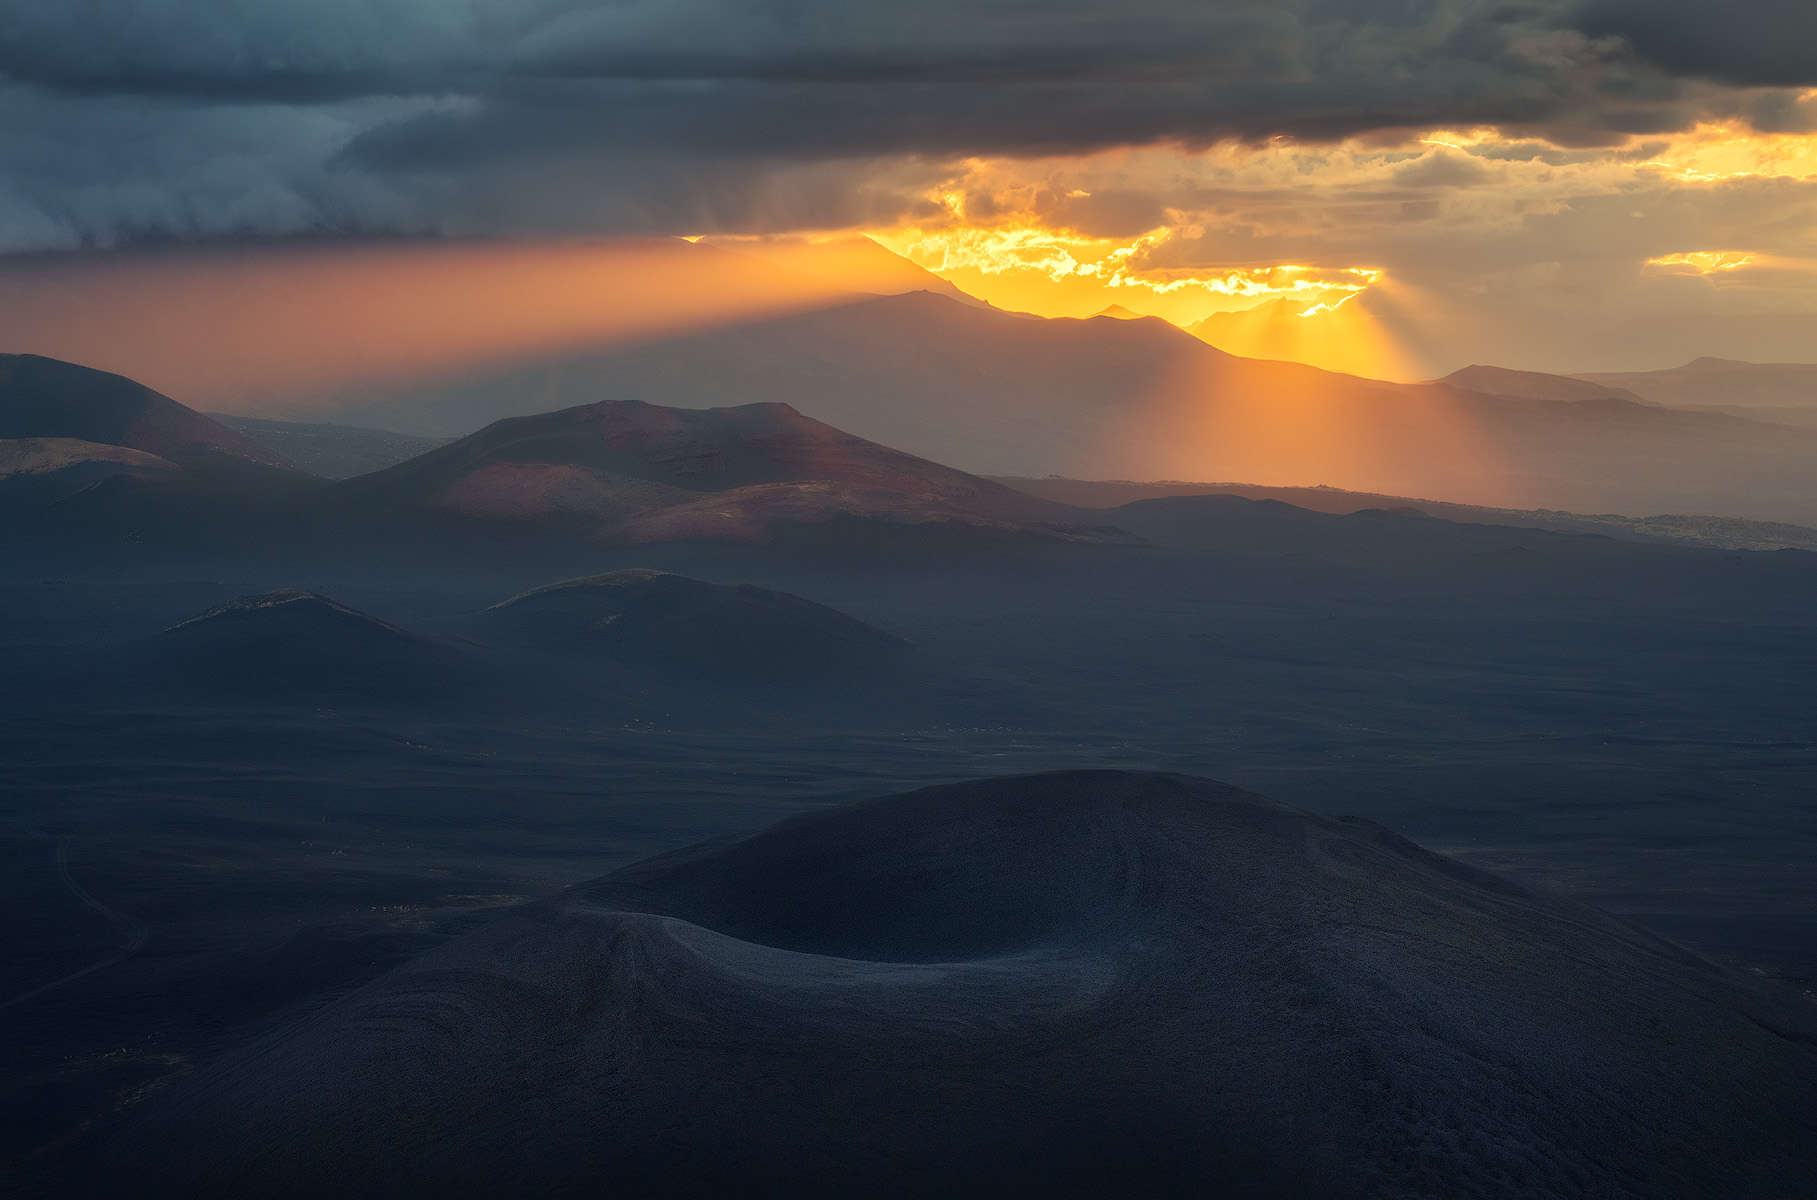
(244, 291, 1817, 524)
(1437, 365, 1651, 406)
(12, 334, 1817, 557)
(1442, 359, 1817, 432)
(996, 477, 1817, 553)
(1, 354, 1128, 561)
(1567, 358, 1817, 429)
(208, 415, 448, 479)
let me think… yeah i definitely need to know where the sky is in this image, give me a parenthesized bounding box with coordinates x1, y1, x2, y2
(3, 1, 1816, 381)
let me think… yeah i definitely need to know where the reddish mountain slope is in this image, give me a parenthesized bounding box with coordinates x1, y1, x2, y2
(322, 398, 1120, 546)
(0, 353, 308, 476)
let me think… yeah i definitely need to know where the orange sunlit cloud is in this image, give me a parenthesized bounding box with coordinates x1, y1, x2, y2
(869, 218, 1381, 328)
(0, 239, 853, 412)
(846, 117, 1817, 379)
(1645, 251, 1759, 274)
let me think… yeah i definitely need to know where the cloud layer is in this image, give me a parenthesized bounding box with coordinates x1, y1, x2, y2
(1, 0, 1811, 247)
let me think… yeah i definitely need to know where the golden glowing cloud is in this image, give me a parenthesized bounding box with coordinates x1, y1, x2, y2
(1640, 121, 1817, 184)
(867, 177, 1385, 332)
(843, 116, 1817, 378)
(1646, 251, 1759, 274)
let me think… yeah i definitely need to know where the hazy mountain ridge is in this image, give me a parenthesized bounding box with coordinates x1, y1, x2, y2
(996, 477, 1817, 552)
(209, 415, 448, 479)
(11, 345, 1817, 560)
(1438, 364, 1654, 405)
(1559, 357, 1817, 428)
(270, 291, 1817, 524)
(476, 569, 909, 684)
(1450, 357, 1817, 432)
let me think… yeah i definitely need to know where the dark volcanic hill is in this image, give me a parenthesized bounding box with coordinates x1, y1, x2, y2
(476, 569, 907, 682)
(319, 397, 1123, 547)
(148, 589, 462, 702)
(0, 354, 309, 479)
(289, 291, 1817, 524)
(93, 770, 1817, 1199)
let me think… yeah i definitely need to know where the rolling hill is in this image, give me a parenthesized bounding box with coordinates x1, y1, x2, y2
(0, 354, 309, 481)
(475, 569, 908, 684)
(146, 589, 469, 703)
(316, 396, 1125, 548)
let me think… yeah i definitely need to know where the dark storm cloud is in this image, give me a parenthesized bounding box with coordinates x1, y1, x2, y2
(1578, 1, 1817, 88)
(0, 0, 1806, 245)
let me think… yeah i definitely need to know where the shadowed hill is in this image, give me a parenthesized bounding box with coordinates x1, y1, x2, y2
(144, 589, 466, 703)
(317, 397, 1124, 548)
(0, 354, 309, 479)
(0, 357, 322, 562)
(475, 569, 907, 682)
(93, 770, 1817, 1199)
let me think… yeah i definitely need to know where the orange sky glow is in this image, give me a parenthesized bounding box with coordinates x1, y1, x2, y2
(842, 118, 1817, 380)
(2, 117, 1814, 446)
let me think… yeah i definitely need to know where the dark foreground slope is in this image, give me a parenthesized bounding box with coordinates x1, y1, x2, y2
(93, 771, 1817, 1200)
